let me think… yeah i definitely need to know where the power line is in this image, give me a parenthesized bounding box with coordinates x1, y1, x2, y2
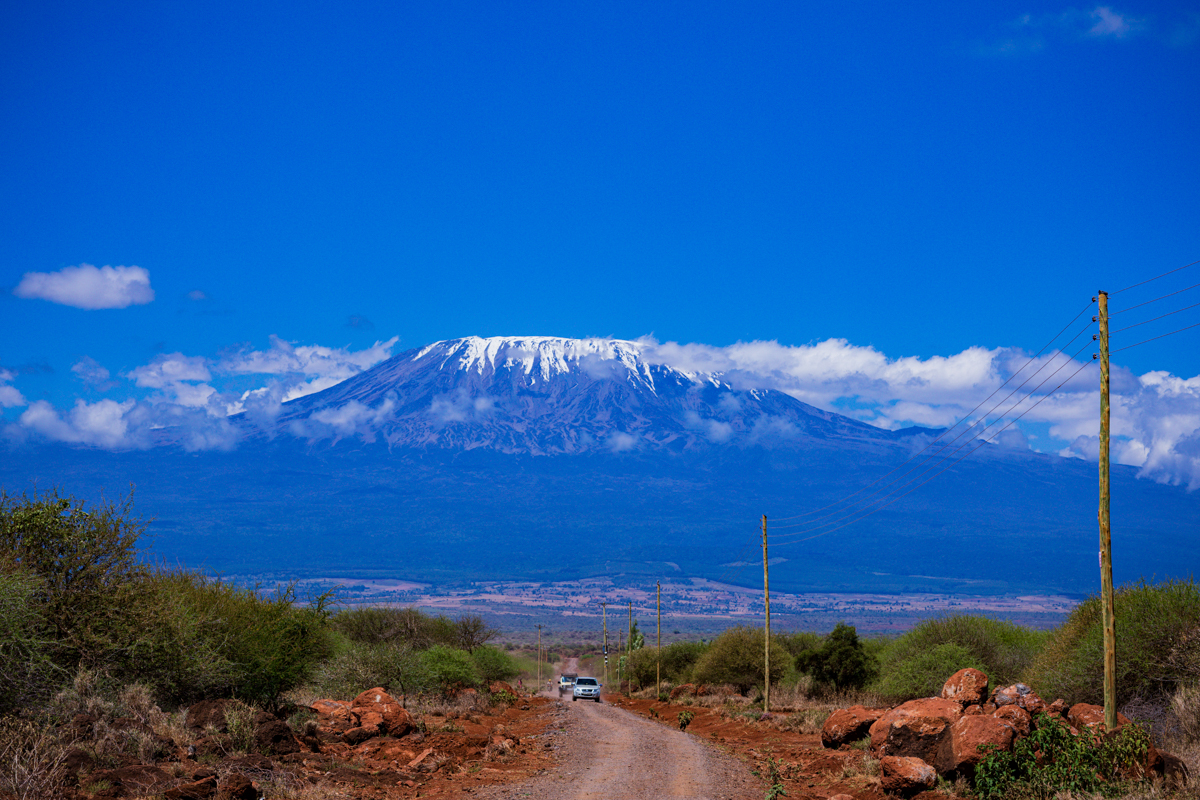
(1113, 320, 1200, 353)
(768, 322, 1095, 534)
(768, 298, 1096, 524)
(1110, 281, 1200, 316)
(1111, 258, 1200, 295)
(1111, 300, 1200, 334)
(771, 357, 1097, 547)
(770, 338, 1095, 542)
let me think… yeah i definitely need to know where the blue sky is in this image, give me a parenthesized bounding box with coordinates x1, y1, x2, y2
(2, 2, 1198, 482)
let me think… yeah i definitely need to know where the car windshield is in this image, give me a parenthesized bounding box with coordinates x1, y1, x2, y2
(575, 678, 598, 686)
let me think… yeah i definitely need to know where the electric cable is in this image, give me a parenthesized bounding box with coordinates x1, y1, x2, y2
(1113, 321, 1200, 353)
(768, 299, 1096, 523)
(768, 321, 1096, 533)
(771, 357, 1097, 546)
(1111, 301, 1200, 334)
(770, 338, 1094, 541)
(1109, 281, 1200, 316)
(1111, 258, 1200, 295)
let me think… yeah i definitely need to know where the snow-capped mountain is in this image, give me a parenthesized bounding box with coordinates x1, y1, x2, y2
(253, 335, 931, 454)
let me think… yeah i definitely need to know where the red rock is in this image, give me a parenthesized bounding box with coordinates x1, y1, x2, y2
(964, 705, 982, 715)
(216, 772, 256, 800)
(935, 715, 1015, 777)
(1018, 692, 1046, 715)
(993, 704, 1031, 737)
(670, 683, 697, 699)
(942, 668, 989, 706)
(185, 699, 239, 732)
(342, 726, 376, 745)
(880, 756, 937, 792)
(1067, 703, 1131, 732)
(381, 706, 414, 737)
(311, 699, 349, 716)
(821, 706, 887, 748)
(163, 776, 217, 799)
(829, 795, 855, 800)
(1047, 698, 1068, 715)
(489, 681, 517, 697)
(981, 702, 997, 713)
(253, 718, 299, 755)
(869, 697, 962, 761)
(992, 683, 1033, 708)
(352, 687, 398, 708)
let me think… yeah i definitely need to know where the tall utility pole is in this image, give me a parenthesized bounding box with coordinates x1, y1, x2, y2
(628, 601, 634, 695)
(656, 582, 662, 698)
(535, 624, 544, 694)
(762, 514, 771, 713)
(1098, 290, 1117, 731)
(601, 602, 609, 687)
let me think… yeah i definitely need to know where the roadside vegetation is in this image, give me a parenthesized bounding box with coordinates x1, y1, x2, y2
(2, 487, 1198, 799)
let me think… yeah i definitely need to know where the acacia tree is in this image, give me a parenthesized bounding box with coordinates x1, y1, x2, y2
(455, 614, 497, 653)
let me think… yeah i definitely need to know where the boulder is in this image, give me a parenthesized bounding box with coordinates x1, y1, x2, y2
(254, 718, 300, 755)
(880, 756, 937, 793)
(942, 668, 989, 706)
(935, 715, 1015, 777)
(342, 726, 377, 745)
(869, 697, 962, 761)
(352, 687, 398, 708)
(1047, 698, 1068, 715)
(992, 683, 1033, 708)
(310, 699, 349, 716)
(993, 704, 1031, 737)
(216, 772, 257, 800)
(349, 686, 413, 737)
(489, 681, 517, 697)
(185, 699, 239, 732)
(821, 705, 886, 748)
(964, 705, 983, 716)
(1067, 703, 1131, 732)
(670, 683, 697, 699)
(1018, 691, 1046, 715)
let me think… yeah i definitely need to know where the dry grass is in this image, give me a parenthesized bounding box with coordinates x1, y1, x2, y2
(0, 717, 69, 800)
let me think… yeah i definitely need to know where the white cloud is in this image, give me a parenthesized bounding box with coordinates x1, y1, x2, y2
(607, 431, 638, 453)
(1088, 6, 1132, 37)
(20, 399, 141, 449)
(289, 397, 397, 443)
(218, 335, 399, 401)
(14, 264, 154, 309)
(0, 369, 27, 408)
(125, 353, 212, 389)
(71, 356, 114, 390)
(683, 410, 734, 443)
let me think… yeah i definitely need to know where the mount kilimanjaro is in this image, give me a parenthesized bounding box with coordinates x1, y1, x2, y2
(5, 336, 1197, 595)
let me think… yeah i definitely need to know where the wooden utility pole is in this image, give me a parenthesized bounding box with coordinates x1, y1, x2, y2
(1098, 290, 1117, 731)
(656, 582, 662, 698)
(628, 601, 634, 694)
(535, 624, 544, 693)
(762, 514, 771, 713)
(601, 602, 609, 687)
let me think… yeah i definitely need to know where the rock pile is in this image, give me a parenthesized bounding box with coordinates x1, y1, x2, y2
(820, 668, 1182, 794)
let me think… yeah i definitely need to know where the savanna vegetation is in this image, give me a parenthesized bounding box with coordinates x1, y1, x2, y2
(3, 487, 1198, 799)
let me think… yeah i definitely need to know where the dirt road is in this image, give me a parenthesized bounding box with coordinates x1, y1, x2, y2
(477, 690, 762, 800)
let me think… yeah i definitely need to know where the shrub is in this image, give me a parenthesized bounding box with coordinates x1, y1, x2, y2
(420, 646, 479, 695)
(974, 714, 1151, 799)
(626, 640, 710, 686)
(778, 631, 821, 660)
(472, 646, 519, 684)
(0, 489, 146, 669)
(873, 643, 985, 702)
(1024, 579, 1200, 705)
(874, 615, 1045, 702)
(798, 623, 875, 693)
(308, 641, 431, 700)
(692, 626, 791, 694)
(0, 566, 60, 713)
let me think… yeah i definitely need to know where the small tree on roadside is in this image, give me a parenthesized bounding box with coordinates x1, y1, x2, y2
(456, 614, 498, 653)
(798, 623, 874, 692)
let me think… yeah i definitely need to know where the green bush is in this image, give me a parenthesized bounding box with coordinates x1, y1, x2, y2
(798, 623, 875, 692)
(873, 643, 985, 701)
(1024, 579, 1200, 705)
(778, 632, 821, 660)
(974, 713, 1151, 799)
(0, 567, 60, 713)
(309, 641, 431, 701)
(873, 615, 1046, 702)
(692, 626, 791, 694)
(626, 640, 710, 686)
(127, 570, 335, 706)
(0, 489, 147, 669)
(472, 646, 519, 684)
(420, 646, 479, 695)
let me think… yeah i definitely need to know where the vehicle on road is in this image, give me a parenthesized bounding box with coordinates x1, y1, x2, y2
(572, 676, 602, 702)
(558, 673, 578, 696)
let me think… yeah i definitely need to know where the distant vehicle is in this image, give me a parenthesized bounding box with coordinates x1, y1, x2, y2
(572, 676, 601, 702)
(558, 673, 578, 696)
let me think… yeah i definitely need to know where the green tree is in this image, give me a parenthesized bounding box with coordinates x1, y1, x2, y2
(799, 623, 874, 692)
(420, 646, 479, 695)
(471, 646, 519, 683)
(692, 627, 790, 694)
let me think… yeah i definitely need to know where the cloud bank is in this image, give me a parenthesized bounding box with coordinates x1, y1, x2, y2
(14, 264, 155, 309)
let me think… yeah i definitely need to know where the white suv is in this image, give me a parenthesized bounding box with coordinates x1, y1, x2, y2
(572, 677, 602, 702)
